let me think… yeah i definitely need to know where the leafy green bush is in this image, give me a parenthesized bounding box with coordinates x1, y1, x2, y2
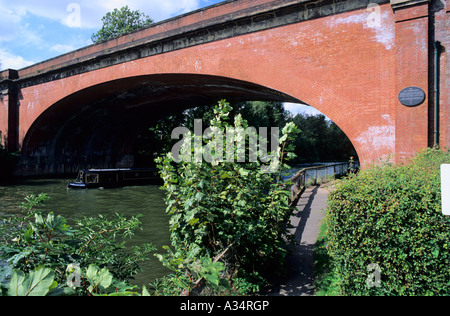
(0, 194, 155, 296)
(325, 148, 450, 295)
(156, 100, 299, 294)
(151, 246, 230, 296)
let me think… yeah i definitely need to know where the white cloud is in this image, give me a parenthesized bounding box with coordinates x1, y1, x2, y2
(50, 44, 76, 54)
(0, 49, 34, 70)
(145, 0, 201, 20)
(0, 0, 203, 31)
(81, 0, 202, 28)
(0, 3, 44, 47)
(0, 1, 64, 25)
(0, 0, 215, 67)
(0, 8, 22, 42)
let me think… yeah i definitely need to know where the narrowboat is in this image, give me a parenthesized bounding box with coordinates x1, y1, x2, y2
(68, 168, 161, 189)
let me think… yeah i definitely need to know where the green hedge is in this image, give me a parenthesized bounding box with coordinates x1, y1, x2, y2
(325, 148, 450, 296)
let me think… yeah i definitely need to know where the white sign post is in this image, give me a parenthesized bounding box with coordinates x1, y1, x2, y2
(442, 165, 450, 216)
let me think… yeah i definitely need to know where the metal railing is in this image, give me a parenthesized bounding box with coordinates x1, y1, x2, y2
(289, 161, 360, 206)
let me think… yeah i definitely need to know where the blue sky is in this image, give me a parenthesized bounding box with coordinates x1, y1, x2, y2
(0, 0, 224, 69)
(0, 0, 322, 117)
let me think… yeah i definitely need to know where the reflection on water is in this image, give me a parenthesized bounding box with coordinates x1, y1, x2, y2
(0, 178, 170, 287)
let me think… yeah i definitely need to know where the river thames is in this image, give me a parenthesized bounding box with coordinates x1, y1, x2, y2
(0, 178, 171, 287)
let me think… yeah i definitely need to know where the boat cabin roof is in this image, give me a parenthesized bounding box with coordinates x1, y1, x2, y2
(81, 168, 157, 173)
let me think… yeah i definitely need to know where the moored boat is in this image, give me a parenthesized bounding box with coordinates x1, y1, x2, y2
(68, 168, 161, 189)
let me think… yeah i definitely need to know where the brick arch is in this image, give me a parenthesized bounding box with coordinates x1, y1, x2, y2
(19, 73, 305, 174)
(19, 73, 367, 175)
(18, 6, 395, 174)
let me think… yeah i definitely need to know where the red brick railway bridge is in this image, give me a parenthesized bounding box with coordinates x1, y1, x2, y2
(0, 0, 448, 176)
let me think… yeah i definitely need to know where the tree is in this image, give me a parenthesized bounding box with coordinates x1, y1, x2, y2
(92, 6, 154, 43)
(291, 113, 357, 162)
(238, 101, 290, 129)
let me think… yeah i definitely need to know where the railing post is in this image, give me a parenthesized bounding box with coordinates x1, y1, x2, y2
(288, 161, 360, 205)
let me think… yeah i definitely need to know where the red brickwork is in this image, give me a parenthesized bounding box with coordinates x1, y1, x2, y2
(393, 3, 430, 162)
(0, 0, 448, 174)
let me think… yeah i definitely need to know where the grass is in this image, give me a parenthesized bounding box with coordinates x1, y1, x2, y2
(313, 217, 341, 296)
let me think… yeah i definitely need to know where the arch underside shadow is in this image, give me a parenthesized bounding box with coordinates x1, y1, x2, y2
(19, 74, 305, 175)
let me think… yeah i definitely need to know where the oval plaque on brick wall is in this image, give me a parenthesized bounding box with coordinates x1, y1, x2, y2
(398, 87, 426, 107)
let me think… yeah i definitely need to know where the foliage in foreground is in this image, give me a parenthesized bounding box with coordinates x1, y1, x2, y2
(0, 194, 155, 296)
(0, 100, 300, 296)
(155, 100, 299, 295)
(324, 148, 450, 296)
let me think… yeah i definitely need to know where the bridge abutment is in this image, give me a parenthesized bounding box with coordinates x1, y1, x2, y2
(0, 69, 19, 153)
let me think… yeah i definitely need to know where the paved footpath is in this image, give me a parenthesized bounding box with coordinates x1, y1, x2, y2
(268, 185, 330, 296)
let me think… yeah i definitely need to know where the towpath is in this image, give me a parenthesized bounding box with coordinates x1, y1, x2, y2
(267, 184, 331, 296)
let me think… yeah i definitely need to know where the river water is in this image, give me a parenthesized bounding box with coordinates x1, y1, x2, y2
(0, 162, 351, 290)
(0, 178, 171, 288)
